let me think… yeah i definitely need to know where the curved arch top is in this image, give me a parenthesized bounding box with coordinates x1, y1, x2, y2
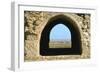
(50, 23, 71, 41)
(40, 14, 82, 56)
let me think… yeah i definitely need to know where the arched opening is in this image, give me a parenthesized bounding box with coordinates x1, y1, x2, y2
(49, 23, 71, 48)
(40, 15, 82, 56)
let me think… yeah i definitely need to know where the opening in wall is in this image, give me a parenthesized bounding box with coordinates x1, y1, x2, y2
(49, 23, 72, 48)
(40, 15, 82, 56)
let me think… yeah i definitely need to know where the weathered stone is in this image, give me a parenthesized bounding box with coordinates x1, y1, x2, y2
(24, 11, 90, 61)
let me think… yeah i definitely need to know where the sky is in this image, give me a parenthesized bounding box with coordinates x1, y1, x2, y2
(50, 24, 71, 41)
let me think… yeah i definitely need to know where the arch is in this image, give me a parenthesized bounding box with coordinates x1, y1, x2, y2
(50, 23, 71, 41)
(40, 14, 82, 56)
(49, 23, 72, 48)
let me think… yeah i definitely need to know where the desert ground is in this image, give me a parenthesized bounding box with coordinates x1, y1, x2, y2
(49, 40, 71, 48)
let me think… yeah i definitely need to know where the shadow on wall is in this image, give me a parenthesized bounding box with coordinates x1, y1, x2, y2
(40, 14, 82, 56)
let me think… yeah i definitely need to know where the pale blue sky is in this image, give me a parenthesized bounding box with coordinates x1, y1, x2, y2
(50, 24, 71, 41)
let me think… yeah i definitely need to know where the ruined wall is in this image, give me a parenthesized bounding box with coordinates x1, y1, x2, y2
(24, 11, 90, 61)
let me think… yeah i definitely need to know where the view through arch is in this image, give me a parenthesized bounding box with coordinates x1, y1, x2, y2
(49, 24, 71, 48)
(40, 14, 82, 55)
(24, 11, 90, 61)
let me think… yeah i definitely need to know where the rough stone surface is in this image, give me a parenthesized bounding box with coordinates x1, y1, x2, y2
(24, 11, 90, 61)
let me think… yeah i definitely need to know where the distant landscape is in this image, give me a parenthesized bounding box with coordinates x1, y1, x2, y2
(49, 40, 71, 48)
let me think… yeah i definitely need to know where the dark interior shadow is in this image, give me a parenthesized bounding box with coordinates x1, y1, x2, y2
(40, 15, 82, 56)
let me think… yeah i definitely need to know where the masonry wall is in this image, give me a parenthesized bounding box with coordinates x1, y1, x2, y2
(24, 11, 90, 61)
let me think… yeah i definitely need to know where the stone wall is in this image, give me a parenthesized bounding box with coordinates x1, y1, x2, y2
(24, 11, 90, 61)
